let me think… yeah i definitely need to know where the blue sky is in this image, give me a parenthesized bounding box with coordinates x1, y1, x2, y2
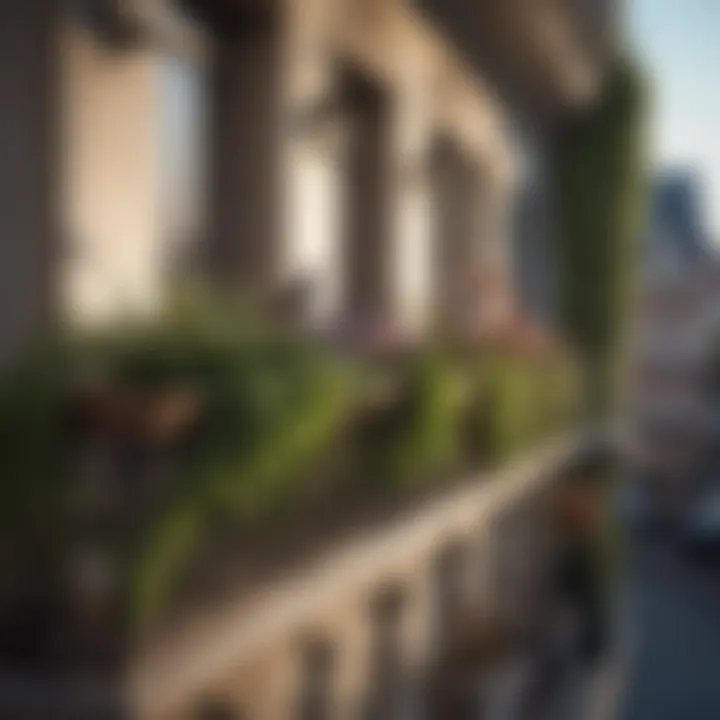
(630, 0, 720, 239)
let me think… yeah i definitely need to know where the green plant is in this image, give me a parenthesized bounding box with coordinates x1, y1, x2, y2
(115, 312, 356, 621)
(0, 294, 358, 624)
(550, 56, 649, 418)
(534, 353, 582, 438)
(0, 291, 580, 627)
(460, 349, 580, 465)
(462, 354, 529, 465)
(491, 357, 537, 463)
(355, 350, 463, 488)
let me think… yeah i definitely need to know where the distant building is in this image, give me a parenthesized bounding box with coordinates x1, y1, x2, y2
(644, 170, 712, 278)
(632, 170, 720, 430)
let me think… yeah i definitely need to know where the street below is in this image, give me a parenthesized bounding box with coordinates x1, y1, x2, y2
(618, 533, 720, 720)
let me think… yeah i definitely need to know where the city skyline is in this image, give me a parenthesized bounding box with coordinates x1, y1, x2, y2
(631, 0, 720, 242)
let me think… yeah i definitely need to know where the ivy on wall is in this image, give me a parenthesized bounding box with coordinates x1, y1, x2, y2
(550, 56, 649, 418)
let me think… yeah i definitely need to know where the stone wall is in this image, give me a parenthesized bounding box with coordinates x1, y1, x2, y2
(60, 20, 164, 322)
(0, 4, 61, 365)
(57, 0, 517, 336)
(283, 0, 517, 334)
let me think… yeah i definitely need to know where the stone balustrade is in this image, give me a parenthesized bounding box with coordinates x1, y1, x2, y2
(125, 436, 586, 720)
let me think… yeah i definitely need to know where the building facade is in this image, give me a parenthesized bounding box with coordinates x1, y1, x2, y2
(631, 171, 720, 439)
(644, 170, 712, 278)
(0, 0, 609, 365)
(0, 1, 616, 718)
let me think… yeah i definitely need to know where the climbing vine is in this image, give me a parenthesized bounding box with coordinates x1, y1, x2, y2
(550, 56, 649, 418)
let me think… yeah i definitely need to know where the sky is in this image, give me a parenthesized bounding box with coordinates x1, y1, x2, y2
(630, 0, 720, 240)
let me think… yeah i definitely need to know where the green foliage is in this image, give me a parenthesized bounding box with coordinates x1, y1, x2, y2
(550, 56, 649, 418)
(108, 301, 357, 621)
(0, 295, 357, 623)
(354, 350, 464, 487)
(462, 351, 581, 465)
(0, 292, 581, 625)
(130, 352, 352, 619)
(483, 356, 538, 464)
(533, 354, 582, 437)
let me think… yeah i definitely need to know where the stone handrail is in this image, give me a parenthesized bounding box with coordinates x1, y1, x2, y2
(129, 434, 587, 720)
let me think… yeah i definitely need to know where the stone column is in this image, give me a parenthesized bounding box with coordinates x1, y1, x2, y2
(0, 3, 61, 365)
(340, 65, 395, 333)
(207, 4, 284, 302)
(431, 136, 482, 339)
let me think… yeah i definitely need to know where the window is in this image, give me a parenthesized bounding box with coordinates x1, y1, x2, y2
(61, 0, 211, 321)
(158, 52, 208, 284)
(152, 2, 210, 287)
